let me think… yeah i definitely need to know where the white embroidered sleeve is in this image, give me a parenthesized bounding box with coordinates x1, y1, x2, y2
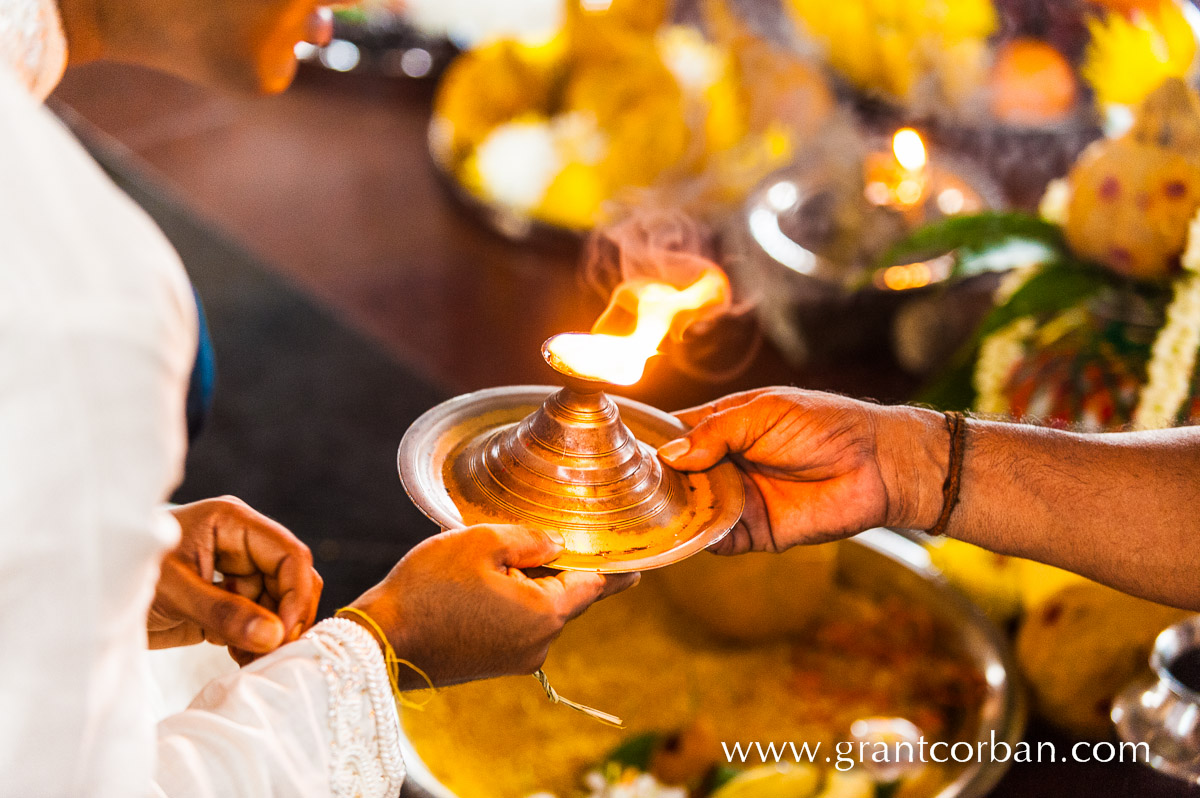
(154, 619, 405, 798)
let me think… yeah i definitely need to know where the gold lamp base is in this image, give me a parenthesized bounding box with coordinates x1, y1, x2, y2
(398, 384, 744, 573)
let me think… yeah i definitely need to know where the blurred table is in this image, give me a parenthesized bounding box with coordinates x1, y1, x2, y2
(51, 62, 918, 413)
(50, 62, 1199, 798)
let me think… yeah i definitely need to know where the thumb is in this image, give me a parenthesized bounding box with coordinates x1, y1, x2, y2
(160, 562, 286, 653)
(535, 571, 641, 621)
(475, 524, 566, 570)
(657, 415, 736, 472)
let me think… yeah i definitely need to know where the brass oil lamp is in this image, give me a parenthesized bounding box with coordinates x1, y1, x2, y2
(397, 273, 745, 573)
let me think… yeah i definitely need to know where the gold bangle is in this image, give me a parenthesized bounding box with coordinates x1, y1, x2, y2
(335, 606, 436, 710)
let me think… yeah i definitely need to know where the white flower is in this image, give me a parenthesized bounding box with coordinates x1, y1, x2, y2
(974, 317, 1036, 416)
(1134, 272, 1200, 429)
(1181, 206, 1200, 274)
(1038, 178, 1071, 226)
(474, 118, 563, 212)
(656, 26, 727, 94)
(993, 263, 1042, 305)
(552, 112, 607, 166)
(406, 0, 564, 48)
(578, 769, 688, 798)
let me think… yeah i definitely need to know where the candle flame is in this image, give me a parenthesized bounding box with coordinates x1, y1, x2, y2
(545, 268, 730, 385)
(880, 261, 932, 291)
(893, 128, 927, 172)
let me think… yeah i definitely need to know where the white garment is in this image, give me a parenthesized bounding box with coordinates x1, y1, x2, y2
(0, 10, 405, 796)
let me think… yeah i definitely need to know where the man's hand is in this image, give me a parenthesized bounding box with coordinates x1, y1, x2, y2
(149, 497, 322, 665)
(349, 525, 639, 688)
(658, 388, 947, 555)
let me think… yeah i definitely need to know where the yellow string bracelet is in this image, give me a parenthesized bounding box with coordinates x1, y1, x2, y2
(335, 607, 436, 711)
(335, 607, 622, 726)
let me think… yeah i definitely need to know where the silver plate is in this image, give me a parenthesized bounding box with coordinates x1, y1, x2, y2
(398, 386, 745, 573)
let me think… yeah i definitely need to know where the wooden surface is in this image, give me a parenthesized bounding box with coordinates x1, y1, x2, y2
(50, 61, 1198, 798)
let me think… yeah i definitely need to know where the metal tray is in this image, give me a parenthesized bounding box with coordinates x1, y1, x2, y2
(397, 527, 1026, 798)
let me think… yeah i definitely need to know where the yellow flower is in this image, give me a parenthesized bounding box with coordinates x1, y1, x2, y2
(653, 26, 749, 155)
(785, 0, 995, 103)
(1082, 0, 1198, 107)
(537, 161, 608, 229)
(656, 26, 726, 94)
(704, 123, 795, 205)
(938, 0, 998, 40)
(704, 70, 747, 154)
(433, 40, 560, 165)
(1038, 178, 1071, 225)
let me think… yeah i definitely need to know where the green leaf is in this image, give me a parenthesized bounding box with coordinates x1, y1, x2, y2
(709, 765, 742, 791)
(875, 781, 902, 798)
(917, 353, 980, 410)
(975, 259, 1112, 338)
(877, 212, 1068, 273)
(334, 7, 368, 23)
(604, 732, 660, 771)
(916, 259, 1114, 410)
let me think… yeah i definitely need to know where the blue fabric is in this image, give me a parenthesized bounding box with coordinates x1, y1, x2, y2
(186, 286, 216, 442)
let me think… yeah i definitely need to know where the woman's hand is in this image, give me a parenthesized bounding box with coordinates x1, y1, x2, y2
(349, 525, 639, 688)
(149, 497, 322, 665)
(658, 388, 948, 555)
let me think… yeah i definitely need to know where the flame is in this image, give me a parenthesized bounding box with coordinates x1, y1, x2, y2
(893, 128, 927, 172)
(880, 261, 933, 291)
(545, 268, 730, 385)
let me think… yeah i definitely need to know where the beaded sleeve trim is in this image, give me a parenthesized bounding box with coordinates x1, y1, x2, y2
(305, 618, 406, 798)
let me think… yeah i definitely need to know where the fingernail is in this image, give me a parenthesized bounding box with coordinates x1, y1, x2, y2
(545, 529, 565, 548)
(289, 623, 305, 642)
(658, 438, 691, 462)
(247, 617, 283, 650)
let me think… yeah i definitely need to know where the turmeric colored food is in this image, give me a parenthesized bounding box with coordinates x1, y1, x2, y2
(402, 547, 986, 798)
(657, 545, 838, 644)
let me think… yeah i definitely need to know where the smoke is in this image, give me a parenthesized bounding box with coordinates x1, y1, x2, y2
(581, 208, 761, 382)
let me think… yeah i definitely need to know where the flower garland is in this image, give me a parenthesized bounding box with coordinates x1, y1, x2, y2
(969, 210, 1051, 415)
(974, 316, 1037, 415)
(971, 186, 1200, 429)
(1037, 178, 1070, 227)
(1132, 207, 1200, 429)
